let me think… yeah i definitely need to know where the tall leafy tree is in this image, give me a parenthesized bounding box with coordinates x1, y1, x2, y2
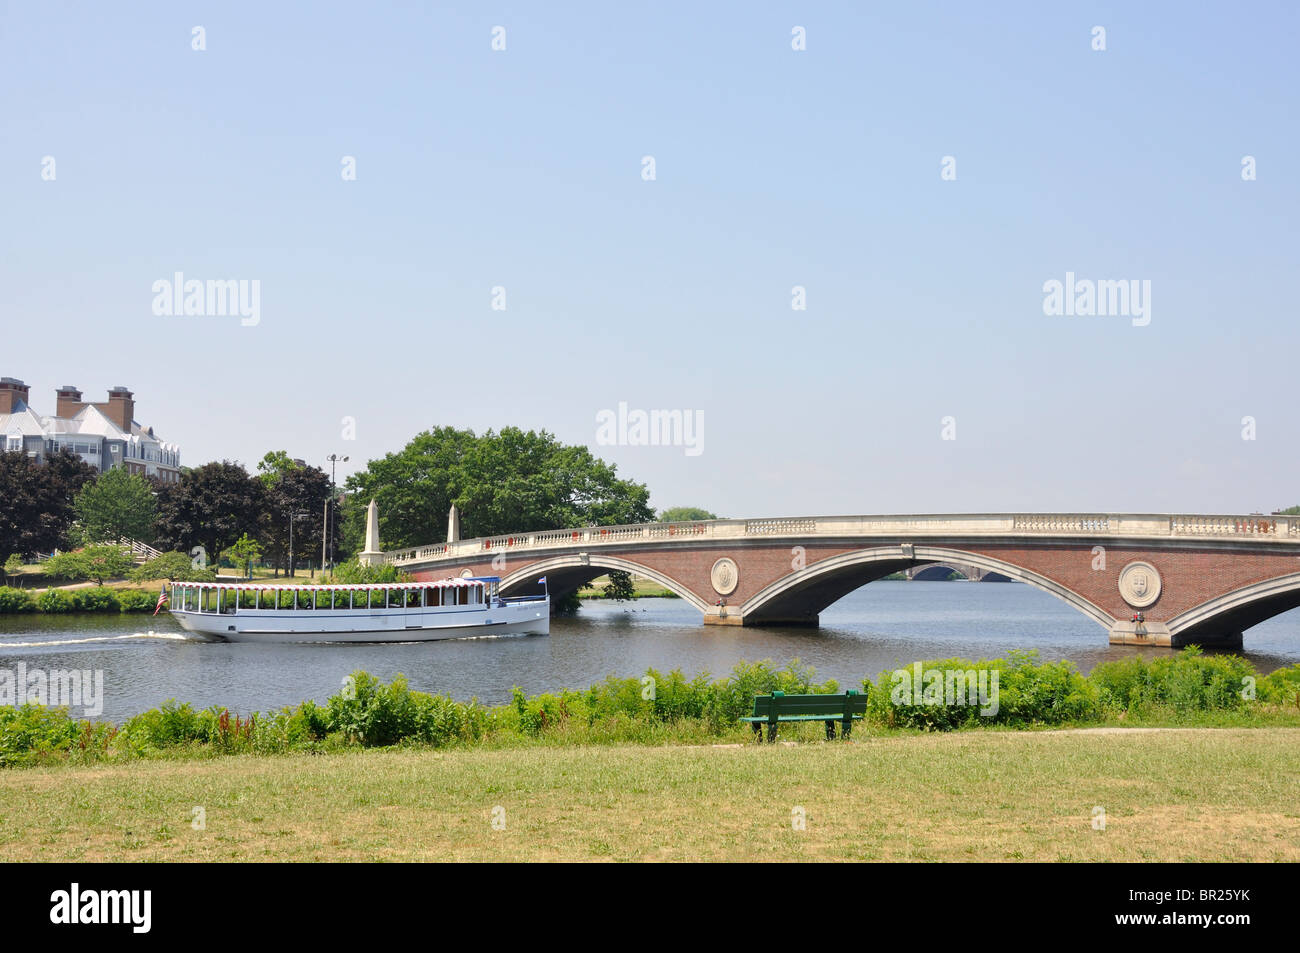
(256, 450, 299, 486)
(153, 461, 265, 568)
(258, 459, 331, 577)
(72, 467, 157, 544)
(0, 449, 97, 558)
(342, 426, 654, 550)
(658, 506, 718, 522)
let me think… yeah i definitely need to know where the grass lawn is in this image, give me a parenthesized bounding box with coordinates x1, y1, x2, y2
(2, 728, 1297, 862)
(577, 574, 680, 599)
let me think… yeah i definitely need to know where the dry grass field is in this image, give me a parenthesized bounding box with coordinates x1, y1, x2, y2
(1, 727, 1297, 862)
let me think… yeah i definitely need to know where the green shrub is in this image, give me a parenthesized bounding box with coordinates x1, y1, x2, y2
(324, 671, 486, 747)
(868, 650, 1098, 730)
(1091, 647, 1254, 715)
(130, 552, 216, 583)
(36, 589, 82, 613)
(0, 587, 36, 613)
(331, 558, 409, 584)
(77, 587, 121, 612)
(1258, 664, 1300, 706)
(123, 700, 215, 751)
(0, 704, 82, 766)
(116, 588, 158, 612)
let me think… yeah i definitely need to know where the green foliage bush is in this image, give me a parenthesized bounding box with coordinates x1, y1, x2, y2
(1090, 647, 1254, 715)
(130, 552, 215, 583)
(6, 585, 166, 614)
(1256, 663, 1300, 706)
(116, 588, 159, 612)
(0, 587, 36, 613)
(331, 558, 408, 584)
(36, 589, 82, 613)
(123, 700, 212, 751)
(325, 671, 487, 747)
(43, 545, 135, 585)
(867, 650, 1098, 730)
(0, 704, 83, 766)
(77, 587, 120, 612)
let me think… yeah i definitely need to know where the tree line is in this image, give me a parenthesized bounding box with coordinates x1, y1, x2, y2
(0, 449, 334, 577)
(1, 427, 698, 583)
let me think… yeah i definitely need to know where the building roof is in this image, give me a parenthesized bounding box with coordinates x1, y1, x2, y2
(0, 400, 178, 455)
(0, 402, 47, 437)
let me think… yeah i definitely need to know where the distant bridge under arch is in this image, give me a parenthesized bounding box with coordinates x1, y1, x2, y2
(367, 512, 1300, 648)
(904, 562, 1013, 582)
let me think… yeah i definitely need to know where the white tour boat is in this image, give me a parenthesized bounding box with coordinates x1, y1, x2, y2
(167, 576, 549, 643)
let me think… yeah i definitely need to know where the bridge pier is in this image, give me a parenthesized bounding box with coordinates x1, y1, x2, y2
(1108, 621, 1172, 647)
(1108, 621, 1244, 650)
(703, 606, 743, 626)
(703, 607, 820, 627)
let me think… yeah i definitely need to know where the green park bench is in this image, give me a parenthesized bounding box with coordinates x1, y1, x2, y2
(741, 688, 868, 742)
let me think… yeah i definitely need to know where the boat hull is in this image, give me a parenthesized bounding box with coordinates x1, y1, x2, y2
(170, 599, 549, 643)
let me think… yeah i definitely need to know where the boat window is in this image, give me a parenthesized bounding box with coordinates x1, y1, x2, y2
(425, 587, 441, 607)
(317, 591, 332, 610)
(221, 590, 237, 614)
(278, 590, 295, 610)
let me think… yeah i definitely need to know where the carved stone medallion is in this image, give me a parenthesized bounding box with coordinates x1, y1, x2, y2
(710, 557, 739, 596)
(1118, 561, 1161, 608)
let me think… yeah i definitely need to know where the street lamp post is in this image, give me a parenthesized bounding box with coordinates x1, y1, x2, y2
(325, 454, 348, 574)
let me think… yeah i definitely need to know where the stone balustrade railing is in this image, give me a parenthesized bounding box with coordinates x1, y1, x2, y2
(379, 512, 1300, 566)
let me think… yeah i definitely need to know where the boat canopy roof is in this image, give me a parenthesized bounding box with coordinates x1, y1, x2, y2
(171, 579, 486, 591)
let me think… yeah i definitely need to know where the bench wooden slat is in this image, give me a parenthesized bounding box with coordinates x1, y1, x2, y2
(741, 688, 868, 741)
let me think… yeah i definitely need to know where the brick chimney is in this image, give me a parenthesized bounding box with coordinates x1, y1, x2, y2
(99, 386, 135, 432)
(0, 377, 30, 414)
(55, 386, 85, 418)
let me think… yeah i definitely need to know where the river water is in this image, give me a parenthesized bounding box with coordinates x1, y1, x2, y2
(2, 581, 1298, 721)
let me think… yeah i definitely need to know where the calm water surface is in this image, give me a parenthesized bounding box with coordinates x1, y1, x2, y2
(3, 581, 1298, 721)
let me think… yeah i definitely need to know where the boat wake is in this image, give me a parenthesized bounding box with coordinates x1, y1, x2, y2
(0, 631, 195, 649)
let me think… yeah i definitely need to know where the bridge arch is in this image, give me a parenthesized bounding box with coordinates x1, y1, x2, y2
(498, 554, 712, 613)
(1168, 571, 1300, 644)
(741, 545, 1114, 629)
(910, 564, 969, 581)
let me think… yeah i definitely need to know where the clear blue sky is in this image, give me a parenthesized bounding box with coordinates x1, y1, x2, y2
(3, 2, 1297, 520)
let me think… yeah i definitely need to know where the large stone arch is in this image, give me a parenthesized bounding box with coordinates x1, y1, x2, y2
(498, 554, 712, 613)
(741, 545, 1115, 629)
(1167, 571, 1300, 644)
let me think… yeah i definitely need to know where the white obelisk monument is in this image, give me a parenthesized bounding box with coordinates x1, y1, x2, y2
(359, 498, 383, 566)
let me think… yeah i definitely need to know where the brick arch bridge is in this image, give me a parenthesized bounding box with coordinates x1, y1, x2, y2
(369, 513, 1300, 648)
